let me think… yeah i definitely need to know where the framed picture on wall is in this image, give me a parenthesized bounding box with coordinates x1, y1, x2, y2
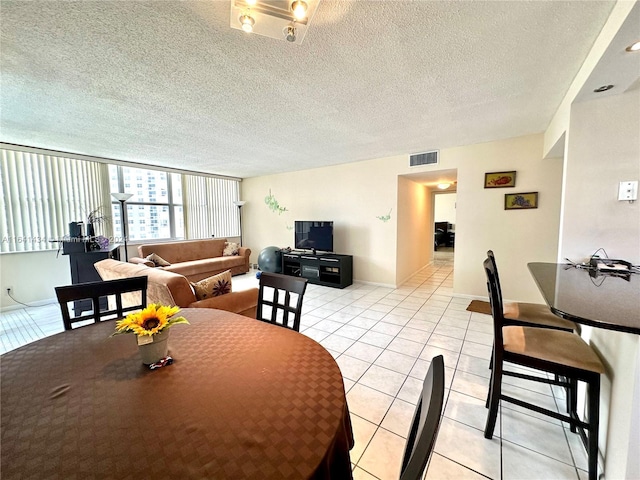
(484, 171, 516, 188)
(505, 192, 538, 210)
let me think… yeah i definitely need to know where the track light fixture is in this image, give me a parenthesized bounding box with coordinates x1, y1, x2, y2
(239, 12, 255, 33)
(284, 24, 297, 42)
(291, 0, 308, 20)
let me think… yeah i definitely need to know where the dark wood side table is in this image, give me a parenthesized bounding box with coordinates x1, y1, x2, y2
(62, 241, 121, 315)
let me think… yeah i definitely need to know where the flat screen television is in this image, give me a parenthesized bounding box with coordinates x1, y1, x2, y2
(295, 221, 333, 253)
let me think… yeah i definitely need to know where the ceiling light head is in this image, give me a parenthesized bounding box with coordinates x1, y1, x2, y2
(291, 0, 308, 20)
(593, 84, 614, 93)
(625, 41, 640, 52)
(437, 183, 450, 190)
(239, 13, 255, 33)
(284, 25, 297, 42)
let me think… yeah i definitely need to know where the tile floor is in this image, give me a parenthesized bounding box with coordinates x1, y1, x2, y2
(0, 252, 592, 479)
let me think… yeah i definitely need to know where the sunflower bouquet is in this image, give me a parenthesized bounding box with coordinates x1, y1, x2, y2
(112, 304, 189, 337)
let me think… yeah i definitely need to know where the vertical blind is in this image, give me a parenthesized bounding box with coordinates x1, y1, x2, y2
(183, 175, 240, 239)
(0, 147, 241, 253)
(0, 150, 109, 252)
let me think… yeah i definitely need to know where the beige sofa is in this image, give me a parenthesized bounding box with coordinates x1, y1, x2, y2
(129, 238, 250, 282)
(95, 259, 258, 318)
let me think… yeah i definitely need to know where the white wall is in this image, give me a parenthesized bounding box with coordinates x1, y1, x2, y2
(0, 250, 71, 308)
(434, 193, 457, 224)
(560, 89, 640, 479)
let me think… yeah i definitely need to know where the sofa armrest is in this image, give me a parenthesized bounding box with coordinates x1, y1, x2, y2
(238, 247, 251, 258)
(129, 257, 154, 267)
(188, 288, 258, 315)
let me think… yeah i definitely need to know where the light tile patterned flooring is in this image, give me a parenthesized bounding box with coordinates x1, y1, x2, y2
(0, 253, 591, 479)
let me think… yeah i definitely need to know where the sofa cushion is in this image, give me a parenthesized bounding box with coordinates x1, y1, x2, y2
(223, 242, 240, 256)
(137, 238, 227, 264)
(95, 259, 197, 307)
(163, 256, 245, 278)
(191, 270, 232, 300)
(145, 253, 171, 267)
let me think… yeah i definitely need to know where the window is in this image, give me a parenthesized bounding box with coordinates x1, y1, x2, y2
(109, 165, 183, 242)
(1, 149, 109, 252)
(183, 175, 240, 239)
(1, 146, 241, 252)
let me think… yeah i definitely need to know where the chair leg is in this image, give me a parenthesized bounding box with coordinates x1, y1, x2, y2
(488, 344, 494, 371)
(569, 378, 578, 433)
(587, 377, 600, 480)
(484, 361, 501, 438)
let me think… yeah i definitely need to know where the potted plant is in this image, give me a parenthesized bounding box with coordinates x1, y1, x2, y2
(86, 206, 110, 237)
(111, 304, 189, 365)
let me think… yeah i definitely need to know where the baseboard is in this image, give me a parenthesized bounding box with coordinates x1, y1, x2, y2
(0, 297, 57, 312)
(351, 280, 396, 289)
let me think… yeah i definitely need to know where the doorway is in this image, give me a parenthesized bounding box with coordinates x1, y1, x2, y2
(433, 191, 456, 268)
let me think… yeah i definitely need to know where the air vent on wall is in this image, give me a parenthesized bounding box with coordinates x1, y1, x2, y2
(409, 150, 439, 167)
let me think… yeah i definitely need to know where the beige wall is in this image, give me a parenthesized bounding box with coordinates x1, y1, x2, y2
(447, 134, 563, 302)
(560, 89, 640, 479)
(242, 157, 403, 286)
(396, 177, 432, 285)
(242, 132, 562, 300)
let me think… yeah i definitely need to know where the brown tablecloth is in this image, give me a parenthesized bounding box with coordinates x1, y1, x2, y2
(1, 308, 354, 479)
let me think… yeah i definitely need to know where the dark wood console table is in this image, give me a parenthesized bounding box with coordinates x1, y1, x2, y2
(282, 252, 353, 289)
(62, 241, 120, 315)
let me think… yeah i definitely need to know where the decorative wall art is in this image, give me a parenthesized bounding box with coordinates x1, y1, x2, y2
(376, 209, 392, 223)
(505, 192, 538, 210)
(484, 171, 516, 188)
(264, 189, 288, 214)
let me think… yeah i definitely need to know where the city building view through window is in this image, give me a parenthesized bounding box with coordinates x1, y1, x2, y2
(109, 165, 184, 241)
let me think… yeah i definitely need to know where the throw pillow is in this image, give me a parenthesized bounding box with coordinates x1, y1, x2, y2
(191, 270, 232, 300)
(223, 242, 240, 256)
(145, 253, 171, 267)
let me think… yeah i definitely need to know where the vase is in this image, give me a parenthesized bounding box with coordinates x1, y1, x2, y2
(137, 329, 170, 365)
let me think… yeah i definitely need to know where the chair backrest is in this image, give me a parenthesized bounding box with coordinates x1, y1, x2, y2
(256, 272, 308, 331)
(486, 250, 505, 301)
(483, 255, 506, 357)
(55, 276, 148, 330)
(399, 355, 445, 480)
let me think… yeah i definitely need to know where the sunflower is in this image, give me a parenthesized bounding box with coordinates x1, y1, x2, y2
(113, 304, 189, 337)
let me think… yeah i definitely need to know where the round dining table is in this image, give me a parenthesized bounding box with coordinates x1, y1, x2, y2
(1, 308, 354, 479)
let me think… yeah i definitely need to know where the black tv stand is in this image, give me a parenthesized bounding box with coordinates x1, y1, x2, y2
(282, 252, 353, 289)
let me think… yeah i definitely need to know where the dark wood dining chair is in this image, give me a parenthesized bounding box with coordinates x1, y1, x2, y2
(483, 255, 604, 480)
(487, 250, 579, 332)
(400, 355, 445, 480)
(256, 272, 308, 332)
(55, 276, 148, 330)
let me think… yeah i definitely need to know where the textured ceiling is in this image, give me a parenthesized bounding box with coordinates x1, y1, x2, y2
(0, 1, 617, 178)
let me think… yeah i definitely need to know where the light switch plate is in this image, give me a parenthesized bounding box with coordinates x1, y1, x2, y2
(618, 181, 638, 201)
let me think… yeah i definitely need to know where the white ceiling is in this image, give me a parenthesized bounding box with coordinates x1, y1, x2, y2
(0, 1, 620, 179)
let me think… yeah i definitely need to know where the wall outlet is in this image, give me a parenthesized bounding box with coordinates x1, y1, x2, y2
(4, 286, 13, 297)
(618, 181, 638, 201)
